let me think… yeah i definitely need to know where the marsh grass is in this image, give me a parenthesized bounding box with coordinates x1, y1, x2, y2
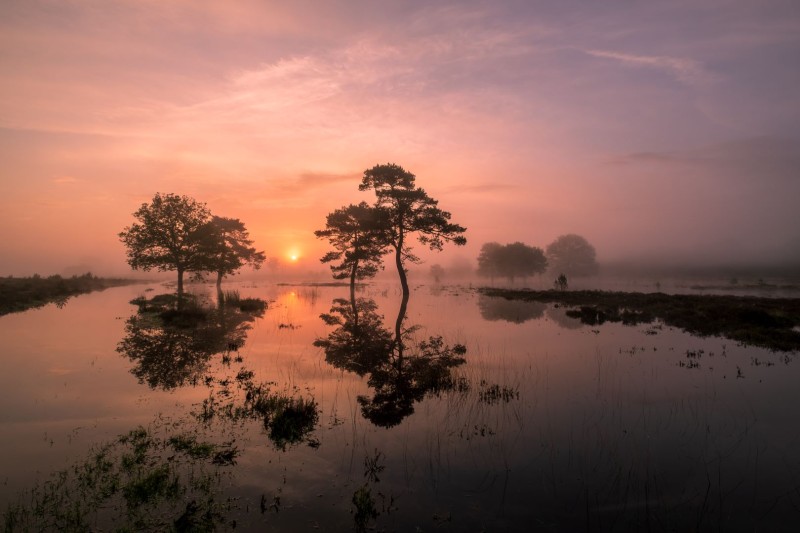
(2, 425, 238, 532)
(131, 291, 266, 329)
(221, 289, 268, 312)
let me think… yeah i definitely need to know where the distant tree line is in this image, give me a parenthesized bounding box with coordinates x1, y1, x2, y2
(476, 234, 598, 285)
(477, 242, 547, 283)
(0, 273, 135, 315)
(119, 193, 264, 303)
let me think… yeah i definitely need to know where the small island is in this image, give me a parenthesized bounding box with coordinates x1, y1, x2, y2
(480, 288, 800, 352)
(0, 273, 143, 316)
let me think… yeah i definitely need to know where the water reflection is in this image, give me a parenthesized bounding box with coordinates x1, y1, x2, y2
(116, 292, 320, 450)
(477, 293, 546, 323)
(545, 304, 585, 329)
(117, 294, 263, 390)
(315, 294, 466, 427)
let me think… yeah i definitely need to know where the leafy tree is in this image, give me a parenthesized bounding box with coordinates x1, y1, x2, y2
(359, 163, 466, 297)
(314, 202, 388, 297)
(477, 241, 547, 283)
(476, 242, 504, 282)
(546, 234, 598, 277)
(197, 216, 265, 292)
(118, 193, 211, 302)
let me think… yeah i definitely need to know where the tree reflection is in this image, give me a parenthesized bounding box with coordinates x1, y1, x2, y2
(546, 305, 585, 329)
(117, 296, 263, 390)
(315, 293, 466, 428)
(314, 298, 393, 376)
(477, 294, 546, 324)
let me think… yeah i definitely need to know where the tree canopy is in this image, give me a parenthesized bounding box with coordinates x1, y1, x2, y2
(314, 202, 388, 294)
(118, 193, 211, 300)
(545, 234, 598, 277)
(197, 216, 265, 290)
(358, 163, 466, 296)
(477, 241, 547, 282)
(119, 193, 265, 303)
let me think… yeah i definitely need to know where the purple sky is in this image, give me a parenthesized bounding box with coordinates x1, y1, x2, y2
(2, 0, 799, 275)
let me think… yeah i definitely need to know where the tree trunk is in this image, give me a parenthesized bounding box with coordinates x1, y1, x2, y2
(216, 271, 224, 308)
(349, 260, 358, 306)
(177, 267, 184, 309)
(394, 291, 409, 365)
(395, 230, 408, 300)
(350, 260, 358, 329)
(216, 271, 224, 291)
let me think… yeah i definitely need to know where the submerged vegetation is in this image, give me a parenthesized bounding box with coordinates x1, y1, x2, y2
(0, 273, 140, 315)
(481, 288, 800, 352)
(2, 425, 239, 532)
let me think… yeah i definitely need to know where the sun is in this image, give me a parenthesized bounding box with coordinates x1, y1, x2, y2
(290, 254, 298, 262)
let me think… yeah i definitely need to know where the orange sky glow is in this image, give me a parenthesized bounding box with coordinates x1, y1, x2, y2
(2, 1, 800, 276)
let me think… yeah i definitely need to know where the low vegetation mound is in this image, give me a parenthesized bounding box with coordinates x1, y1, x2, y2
(480, 288, 800, 352)
(0, 273, 140, 315)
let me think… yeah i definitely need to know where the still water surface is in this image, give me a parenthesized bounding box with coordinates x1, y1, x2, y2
(1, 281, 799, 531)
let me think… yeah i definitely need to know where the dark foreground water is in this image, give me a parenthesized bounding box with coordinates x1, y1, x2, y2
(1, 281, 799, 531)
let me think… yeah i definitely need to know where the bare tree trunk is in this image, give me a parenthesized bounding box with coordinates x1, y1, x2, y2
(176, 267, 184, 309)
(394, 291, 409, 364)
(350, 260, 358, 329)
(395, 228, 409, 300)
(349, 260, 358, 307)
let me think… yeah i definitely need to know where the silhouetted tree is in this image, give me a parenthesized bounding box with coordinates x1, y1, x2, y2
(119, 193, 210, 303)
(359, 163, 466, 298)
(554, 273, 568, 290)
(546, 234, 598, 277)
(315, 202, 388, 299)
(477, 241, 547, 283)
(197, 216, 265, 292)
(477, 242, 504, 282)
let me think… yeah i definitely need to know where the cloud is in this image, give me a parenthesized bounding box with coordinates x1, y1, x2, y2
(607, 136, 800, 181)
(585, 49, 716, 86)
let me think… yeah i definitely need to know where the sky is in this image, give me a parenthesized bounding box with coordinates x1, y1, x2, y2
(2, 0, 800, 276)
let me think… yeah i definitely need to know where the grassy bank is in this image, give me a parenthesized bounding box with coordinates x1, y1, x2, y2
(0, 273, 142, 316)
(480, 288, 800, 352)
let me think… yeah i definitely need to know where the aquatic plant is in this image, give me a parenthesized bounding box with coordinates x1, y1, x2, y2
(2, 426, 238, 532)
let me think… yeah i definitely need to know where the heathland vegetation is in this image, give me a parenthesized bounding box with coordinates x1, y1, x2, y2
(0, 273, 139, 315)
(481, 287, 800, 352)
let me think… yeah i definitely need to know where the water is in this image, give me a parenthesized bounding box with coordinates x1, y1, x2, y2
(1, 281, 799, 531)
